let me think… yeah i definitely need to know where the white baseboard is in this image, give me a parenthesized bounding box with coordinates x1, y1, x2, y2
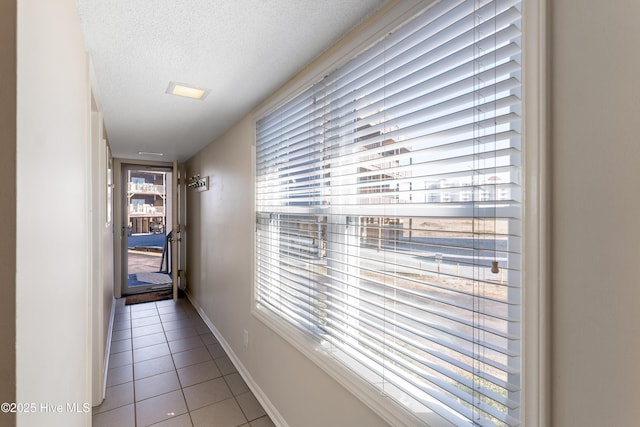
(185, 291, 289, 427)
(101, 297, 117, 401)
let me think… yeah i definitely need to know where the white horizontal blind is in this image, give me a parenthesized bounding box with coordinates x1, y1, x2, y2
(256, 0, 522, 425)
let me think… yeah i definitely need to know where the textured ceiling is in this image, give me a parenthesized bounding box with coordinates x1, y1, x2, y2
(76, 0, 385, 161)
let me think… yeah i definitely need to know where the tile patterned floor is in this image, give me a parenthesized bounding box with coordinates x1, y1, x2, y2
(93, 297, 275, 427)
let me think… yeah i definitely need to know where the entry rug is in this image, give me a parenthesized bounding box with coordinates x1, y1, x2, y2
(125, 288, 173, 305)
(128, 272, 172, 287)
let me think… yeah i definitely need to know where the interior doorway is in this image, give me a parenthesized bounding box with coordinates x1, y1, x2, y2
(121, 164, 174, 295)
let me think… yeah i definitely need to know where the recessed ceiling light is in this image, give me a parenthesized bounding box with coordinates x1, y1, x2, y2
(166, 81, 209, 100)
(138, 151, 164, 156)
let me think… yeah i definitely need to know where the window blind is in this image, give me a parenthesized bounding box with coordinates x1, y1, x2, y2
(256, 0, 522, 425)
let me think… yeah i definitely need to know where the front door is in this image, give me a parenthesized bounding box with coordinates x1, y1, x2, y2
(121, 164, 174, 295)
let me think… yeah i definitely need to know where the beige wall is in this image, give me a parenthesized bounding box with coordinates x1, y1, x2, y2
(16, 0, 92, 425)
(550, 1, 640, 425)
(0, 1, 16, 426)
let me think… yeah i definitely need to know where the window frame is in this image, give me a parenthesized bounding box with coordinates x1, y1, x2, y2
(251, 1, 548, 425)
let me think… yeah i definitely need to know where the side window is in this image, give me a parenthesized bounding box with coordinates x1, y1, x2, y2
(255, 1, 524, 425)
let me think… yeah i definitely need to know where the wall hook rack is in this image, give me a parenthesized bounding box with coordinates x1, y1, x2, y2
(188, 174, 209, 192)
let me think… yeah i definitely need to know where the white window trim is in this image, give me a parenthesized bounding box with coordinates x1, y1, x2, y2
(250, 1, 549, 425)
(521, 0, 549, 425)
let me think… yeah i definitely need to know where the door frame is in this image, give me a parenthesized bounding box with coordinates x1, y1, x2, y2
(114, 159, 182, 299)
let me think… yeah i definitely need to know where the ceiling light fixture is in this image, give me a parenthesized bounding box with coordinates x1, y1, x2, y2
(166, 81, 209, 100)
(137, 151, 164, 156)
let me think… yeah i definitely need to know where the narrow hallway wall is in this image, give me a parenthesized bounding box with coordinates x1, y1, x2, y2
(0, 1, 16, 426)
(551, 0, 640, 424)
(16, 0, 92, 425)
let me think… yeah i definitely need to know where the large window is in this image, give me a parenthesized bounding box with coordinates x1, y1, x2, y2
(255, 1, 523, 425)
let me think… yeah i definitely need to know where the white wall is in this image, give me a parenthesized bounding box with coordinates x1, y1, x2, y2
(551, 0, 640, 425)
(16, 0, 92, 425)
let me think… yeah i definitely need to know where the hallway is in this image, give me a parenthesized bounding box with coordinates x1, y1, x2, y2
(92, 297, 274, 427)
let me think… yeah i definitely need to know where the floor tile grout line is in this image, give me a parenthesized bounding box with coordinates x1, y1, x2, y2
(130, 308, 138, 427)
(100, 299, 272, 427)
(224, 374, 254, 424)
(159, 299, 234, 426)
(159, 300, 196, 427)
(158, 301, 195, 427)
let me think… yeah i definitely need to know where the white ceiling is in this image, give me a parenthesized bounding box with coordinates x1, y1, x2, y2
(76, 0, 386, 162)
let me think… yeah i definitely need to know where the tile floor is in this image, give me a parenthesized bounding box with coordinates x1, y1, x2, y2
(93, 296, 275, 427)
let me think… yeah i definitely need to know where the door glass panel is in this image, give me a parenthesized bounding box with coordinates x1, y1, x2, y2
(124, 166, 173, 294)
